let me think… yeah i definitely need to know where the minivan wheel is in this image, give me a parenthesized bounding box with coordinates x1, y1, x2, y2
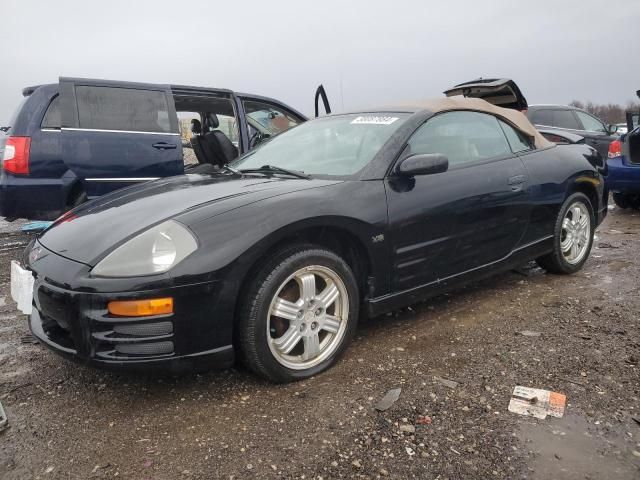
(536, 193, 594, 274)
(238, 245, 359, 383)
(612, 192, 631, 209)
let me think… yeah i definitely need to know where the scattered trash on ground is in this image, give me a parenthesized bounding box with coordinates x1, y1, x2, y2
(416, 415, 432, 425)
(21, 221, 53, 234)
(0, 400, 8, 432)
(520, 330, 541, 337)
(434, 376, 459, 389)
(508, 386, 566, 419)
(598, 242, 620, 249)
(375, 388, 401, 411)
(20, 334, 38, 344)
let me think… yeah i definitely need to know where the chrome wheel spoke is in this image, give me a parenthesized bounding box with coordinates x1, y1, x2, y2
(273, 326, 302, 355)
(302, 333, 320, 361)
(572, 206, 582, 221)
(317, 280, 339, 308)
(272, 298, 301, 321)
(578, 215, 589, 230)
(297, 273, 316, 303)
(323, 315, 341, 334)
(571, 241, 581, 259)
(562, 217, 571, 231)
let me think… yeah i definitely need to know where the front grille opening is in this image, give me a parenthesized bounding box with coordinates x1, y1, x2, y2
(41, 316, 75, 350)
(112, 321, 173, 336)
(114, 341, 174, 356)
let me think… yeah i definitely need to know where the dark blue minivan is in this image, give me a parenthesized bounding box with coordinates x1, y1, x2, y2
(0, 78, 307, 220)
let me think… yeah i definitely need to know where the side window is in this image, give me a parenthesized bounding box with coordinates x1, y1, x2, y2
(41, 96, 61, 129)
(552, 109, 580, 130)
(243, 99, 303, 141)
(574, 111, 606, 133)
(406, 111, 512, 167)
(177, 111, 201, 166)
(498, 120, 533, 153)
(75, 86, 173, 133)
(531, 109, 553, 126)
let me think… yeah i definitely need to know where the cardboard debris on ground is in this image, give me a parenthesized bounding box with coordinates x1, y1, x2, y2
(508, 386, 566, 419)
(434, 376, 459, 389)
(375, 388, 401, 411)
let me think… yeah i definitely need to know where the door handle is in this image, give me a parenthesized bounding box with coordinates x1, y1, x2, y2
(152, 142, 177, 150)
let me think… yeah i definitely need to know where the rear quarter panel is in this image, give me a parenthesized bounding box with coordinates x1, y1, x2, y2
(518, 144, 604, 244)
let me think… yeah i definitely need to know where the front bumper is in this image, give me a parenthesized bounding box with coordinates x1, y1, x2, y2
(27, 250, 235, 373)
(606, 156, 640, 194)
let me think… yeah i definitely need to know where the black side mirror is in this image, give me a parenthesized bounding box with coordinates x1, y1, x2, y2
(398, 154, 448, 176)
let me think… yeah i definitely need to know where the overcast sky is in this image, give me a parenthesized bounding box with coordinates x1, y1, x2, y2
(1, 0, 639, 124)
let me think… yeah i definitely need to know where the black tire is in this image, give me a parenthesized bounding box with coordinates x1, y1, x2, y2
(612, 192, 631, 209)
(238, 244, 359, 383)
(536, 193, 595, 275)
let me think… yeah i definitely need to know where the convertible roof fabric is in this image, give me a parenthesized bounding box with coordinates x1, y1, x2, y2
(400, 97, 554, 149)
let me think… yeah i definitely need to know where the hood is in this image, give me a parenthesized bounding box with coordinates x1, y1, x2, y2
(444, 78, 528, 111)
(39, 173, 339, 265)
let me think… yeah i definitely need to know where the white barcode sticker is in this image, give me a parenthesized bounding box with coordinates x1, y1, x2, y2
(351, 116, 399, 125)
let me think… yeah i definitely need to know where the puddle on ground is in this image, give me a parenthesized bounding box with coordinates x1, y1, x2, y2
(520, 413, 639, 479)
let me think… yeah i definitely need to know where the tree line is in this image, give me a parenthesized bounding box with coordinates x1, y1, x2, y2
(569, 100, 640, 125)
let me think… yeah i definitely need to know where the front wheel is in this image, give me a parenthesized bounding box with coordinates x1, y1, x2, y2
(238, 245, 359, 383)
(536, 193, 594, 274)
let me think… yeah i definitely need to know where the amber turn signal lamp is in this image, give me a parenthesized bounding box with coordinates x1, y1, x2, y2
(108, 298, 173, 317)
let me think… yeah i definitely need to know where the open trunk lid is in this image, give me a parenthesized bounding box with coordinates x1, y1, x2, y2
(444, 78, 528, 111)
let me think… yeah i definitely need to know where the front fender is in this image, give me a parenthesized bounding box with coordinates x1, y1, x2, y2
(171, 180, 389, 288)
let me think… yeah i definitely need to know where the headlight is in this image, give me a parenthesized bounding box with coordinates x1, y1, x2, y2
(92, 220, 197, 277)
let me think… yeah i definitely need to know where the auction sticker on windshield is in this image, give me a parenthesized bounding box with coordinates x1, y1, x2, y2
(351, 116, 399, 125)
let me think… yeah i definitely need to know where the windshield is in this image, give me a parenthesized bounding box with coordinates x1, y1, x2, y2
(232, 113, 409, 176)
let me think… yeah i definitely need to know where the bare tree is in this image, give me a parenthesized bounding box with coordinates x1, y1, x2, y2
(569, 100, 640, 124)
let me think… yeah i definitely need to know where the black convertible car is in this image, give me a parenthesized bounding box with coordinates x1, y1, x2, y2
(12, 96, 607, 382)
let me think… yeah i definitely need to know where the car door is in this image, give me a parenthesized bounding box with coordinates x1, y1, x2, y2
(385, 111, 530, 292)
(59, 78, 183, 198)
(237, 95, 307, 151)
(574, 110, 616, 158)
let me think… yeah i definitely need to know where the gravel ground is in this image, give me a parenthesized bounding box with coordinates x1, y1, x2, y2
(0, 206, 638, 479)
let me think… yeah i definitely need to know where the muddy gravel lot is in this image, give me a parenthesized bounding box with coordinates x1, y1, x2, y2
(0, 205, 638, 480)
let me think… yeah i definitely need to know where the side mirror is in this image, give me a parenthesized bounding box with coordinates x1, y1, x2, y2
(607, 124, 619, 135)
(397, 154, 448, 176)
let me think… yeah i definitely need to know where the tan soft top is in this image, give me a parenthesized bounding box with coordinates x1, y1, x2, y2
(400, 97, 553, 149)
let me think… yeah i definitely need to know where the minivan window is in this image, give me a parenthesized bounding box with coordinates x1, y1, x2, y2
(41, 95, 61, 129)
(76, 86, 172, 133)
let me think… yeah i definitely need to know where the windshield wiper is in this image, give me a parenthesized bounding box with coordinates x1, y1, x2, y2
(219, 164, 242, 176)
(240, 164, 310, 180)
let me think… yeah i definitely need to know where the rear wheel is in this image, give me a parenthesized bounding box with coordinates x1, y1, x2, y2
(238, 245, 359, 383)
(536, 193, 594, 274)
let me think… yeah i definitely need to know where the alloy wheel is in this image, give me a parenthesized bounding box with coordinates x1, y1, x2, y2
(560, 202, 591, 265)
(266, 265, 349, 370)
